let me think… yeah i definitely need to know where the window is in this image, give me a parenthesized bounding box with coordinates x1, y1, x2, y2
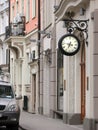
(12, 5, 15, 22)
(26, 0, 30, 22)
(16, 0, 19, 13)
(21, 0, 24, 15)
(32, 0, 36, 18)
(44, 0, 52, 27)
(0, 0, 4, 5)
(5, 10, 9, 26)
(0, 85, 14, 99)
(6, 49, 10, 65)
(32, 50, 35, 59)
(1, 14, 4, 33)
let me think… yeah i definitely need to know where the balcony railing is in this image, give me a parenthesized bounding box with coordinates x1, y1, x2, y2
(5, 16, 25, 39)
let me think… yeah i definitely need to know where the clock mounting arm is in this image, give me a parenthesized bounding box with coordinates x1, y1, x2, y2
(63, 14, 89, 46)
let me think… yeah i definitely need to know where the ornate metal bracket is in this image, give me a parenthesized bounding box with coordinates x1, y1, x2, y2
(63, 18, 89, 46)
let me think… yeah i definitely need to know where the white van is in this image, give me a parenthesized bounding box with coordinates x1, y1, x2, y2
(0, 80, 22, 130)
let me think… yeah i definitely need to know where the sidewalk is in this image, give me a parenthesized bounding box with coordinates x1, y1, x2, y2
(19, 111, 84, 130)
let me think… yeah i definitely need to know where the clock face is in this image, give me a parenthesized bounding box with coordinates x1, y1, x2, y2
(58, 34, 80, 56)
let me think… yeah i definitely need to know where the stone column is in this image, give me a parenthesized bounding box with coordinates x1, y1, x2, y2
(84, 9, 98, 130)
(93, 9, 98, 130)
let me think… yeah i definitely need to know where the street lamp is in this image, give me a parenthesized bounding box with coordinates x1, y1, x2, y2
(30, 39, 41, 43)
(38, 30, 52, 38)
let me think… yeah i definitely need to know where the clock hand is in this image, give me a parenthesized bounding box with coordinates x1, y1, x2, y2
(68, 42, 71, 48)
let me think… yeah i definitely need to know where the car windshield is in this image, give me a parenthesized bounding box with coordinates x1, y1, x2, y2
(0, 85, 14, 99)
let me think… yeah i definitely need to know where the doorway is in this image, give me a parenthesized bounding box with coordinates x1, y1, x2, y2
(57, 49, 63, 111)
(32, 74, 36, 112)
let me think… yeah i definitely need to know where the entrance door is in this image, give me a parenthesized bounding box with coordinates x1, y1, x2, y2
(57, 49, 63, 111)
(32, 74, 36, 112)
(80, 43, 86, 120)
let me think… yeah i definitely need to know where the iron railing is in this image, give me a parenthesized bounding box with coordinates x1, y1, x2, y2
(5, 16, 25, 39)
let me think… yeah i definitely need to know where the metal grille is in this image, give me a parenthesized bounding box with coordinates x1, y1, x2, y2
(0, 105, 6, 111)
(0, 116, 7, 120)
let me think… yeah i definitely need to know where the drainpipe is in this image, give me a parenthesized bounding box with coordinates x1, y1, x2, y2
(8, 0, 10, 73)
(38, 0, 41, 114)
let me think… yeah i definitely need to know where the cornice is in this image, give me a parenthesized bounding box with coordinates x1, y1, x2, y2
(55, 0, 89, 22)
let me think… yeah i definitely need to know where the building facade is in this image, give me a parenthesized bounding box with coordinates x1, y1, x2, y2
(38, 0, 57, 116)
(39, 0, 98, 130)
(0, 0, 10, 81)
(54, 0, 98, 130)
(5, 0, 39, 113)
(3, 0, 98, 130)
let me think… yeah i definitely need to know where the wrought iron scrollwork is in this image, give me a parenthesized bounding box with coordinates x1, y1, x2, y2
(63, 18, 89, 45)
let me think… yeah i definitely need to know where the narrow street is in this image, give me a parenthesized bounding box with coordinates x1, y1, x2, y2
(1, 0, 98, 130)
(19, 111, 83, 130)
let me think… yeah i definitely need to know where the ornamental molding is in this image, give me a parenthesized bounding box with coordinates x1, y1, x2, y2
(55, 0, 89, 22)
(7, 37, 25, 58)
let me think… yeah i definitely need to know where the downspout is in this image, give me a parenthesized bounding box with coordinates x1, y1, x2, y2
(38, 0, 41, 113)
(8, 0, 10, 73)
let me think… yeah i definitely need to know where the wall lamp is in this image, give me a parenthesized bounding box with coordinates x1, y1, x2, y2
(38, 30, 52, 38)
(30, 39, 41, 43)
(30, 39, 41, 47)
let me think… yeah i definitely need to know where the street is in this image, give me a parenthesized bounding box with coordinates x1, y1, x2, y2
(0, 111, 83, 130)
(19, 111, 83, 130)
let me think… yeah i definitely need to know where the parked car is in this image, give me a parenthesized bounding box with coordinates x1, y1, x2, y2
(0, 80, 22, 130)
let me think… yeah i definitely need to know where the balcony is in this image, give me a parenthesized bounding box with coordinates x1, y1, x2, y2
(5, 16, 25, 39)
